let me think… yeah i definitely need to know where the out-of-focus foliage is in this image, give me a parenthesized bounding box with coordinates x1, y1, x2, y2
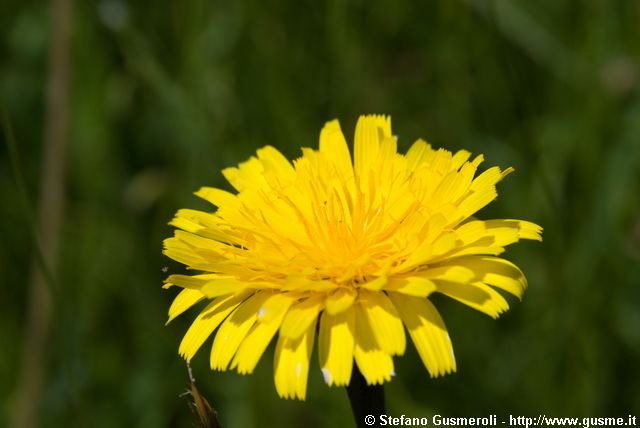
(1, 0, 639, 427)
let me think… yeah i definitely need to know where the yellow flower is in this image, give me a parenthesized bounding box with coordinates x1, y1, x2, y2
(163, 115, 542, 400)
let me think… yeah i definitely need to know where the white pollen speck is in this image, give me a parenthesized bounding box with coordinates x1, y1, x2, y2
(296, 363, 302, 377)
(390, 370, 396, 377)
(321, 368, 332, 384)
(258, 307, 267, 319)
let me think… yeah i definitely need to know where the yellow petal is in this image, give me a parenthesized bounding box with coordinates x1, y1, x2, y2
(195, 187, 240, 209)
(421, 265, 475, 283)
(319, 119, 353, 179)
(274, 317, 316, 400)
(201, 278, 251, 298)
(163, 237, 217, 271)
(378, 134, 398, 165)
(430, 170, 470, 207)
(428, 149, 453, 176)
(483, 219, 543, 242)
(221, 156, 266, 192)
(232, 294, 295, 374)
(405, 139, 435, 172)
(165, 273, 218, 290)
(166, 274, 254, 298)
(470, 166, 513, 192)
(280, 295, 325, 339)
(454, 220, 494, 245)
(358, 290, 405, 356)
(384, 276, 436, 297)
(354, 304, 394, 385)
(281, 277, 338, 292)
(388, 293, 456, 377)
(167, 288, 204, 324)
(439, 256, 527, 299)
(354, 115, 390, 180)
(257, 145, 295, 183)
(444, 220, 542, 262)
(318, 308, 355, 386)
(513, 220, 543, 241)
(359, 275, 388, 291)
(455, 220, 518, 247)
(455, 187, 498, 221)
(324, 287, 357, 315)
(173, 230, 228, 255)
(431, 232, 457, 256)
(256, 293, 296, 324)
(451, 150, 472, 171)
(210, 292, 271, 370)
(434, 280, 510, 318)
(178, 291, 250, 361)
(169, 209, 233, 243)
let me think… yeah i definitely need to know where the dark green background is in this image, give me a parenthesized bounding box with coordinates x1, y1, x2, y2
(2, 0, 639, 427)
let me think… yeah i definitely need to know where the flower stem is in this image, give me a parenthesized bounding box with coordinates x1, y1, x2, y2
(346, 365, 385, 427)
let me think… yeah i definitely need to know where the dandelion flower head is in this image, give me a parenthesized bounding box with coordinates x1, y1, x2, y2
(163, 115, 542, 399)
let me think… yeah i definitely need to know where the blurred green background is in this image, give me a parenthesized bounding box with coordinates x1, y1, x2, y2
(2, 0, 640, 427)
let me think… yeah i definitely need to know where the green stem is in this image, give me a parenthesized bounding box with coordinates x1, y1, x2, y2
(346, 365, 385, 427)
